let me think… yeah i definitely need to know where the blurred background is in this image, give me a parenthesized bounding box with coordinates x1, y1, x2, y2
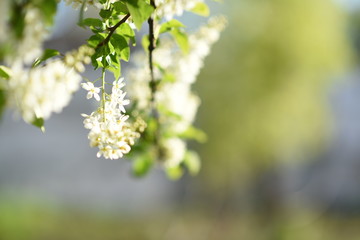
(2, 0, 360, 239)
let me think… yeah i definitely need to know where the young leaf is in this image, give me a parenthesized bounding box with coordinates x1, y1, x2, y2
(82, 18, 104, 31)
(0, 66, 11, 80)
(190, 2, 210, 17)
(166, 165, 184, 180)
(117, 23, 136, 45)
(113, 1, 129, 14)
(142, 35, 150, 52)
(34, 0, 57, 25)
(110, 34, 130, 61)
(108, 54, 122, 79)
(159, 19, 185, 34)
(91, 47, 105, 69)
(170, 29, 189, 54)
(87, 34, 105, 48)
(32, 117, 45, 133)
(157, 105, 182, 121)
(77, 1, 87, 27)
(133, 154, 153, 177)
(162, 73, 176, 83)
(178, 125, 207, 143)
(125, 0, 154, 30)
(99, 9, 112, 19)
(183, 151, 201, 176)
(32, 49, 60, 68)
(10, 8, 25, 39)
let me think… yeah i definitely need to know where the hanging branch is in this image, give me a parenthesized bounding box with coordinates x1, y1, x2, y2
(147, 0, 161, 151)
(148, 0, 157, 103)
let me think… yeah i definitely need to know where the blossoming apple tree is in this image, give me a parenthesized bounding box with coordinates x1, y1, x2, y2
(0, 0, 226, 179)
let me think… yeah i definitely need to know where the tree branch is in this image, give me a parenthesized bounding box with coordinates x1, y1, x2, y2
(96, 13, 131, 49)
(148, 0, 157, 103)
(147, 0, 160, 148)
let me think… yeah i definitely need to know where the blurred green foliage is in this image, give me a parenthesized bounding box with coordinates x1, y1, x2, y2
(196, 0, 353, 187)
(1, 197, 360, 240)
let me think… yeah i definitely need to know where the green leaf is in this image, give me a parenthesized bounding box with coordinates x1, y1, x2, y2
(117, 23, 136, 45)
(166, 165, 183, 180)
(82, 18, 104, 31)
(0, 66, 11, 80)
(110, 34, 130, 61)
(170, 29, 189, 54)
(99, 9, 112, 19)
(10, 7, 25, 39)
(141, 35, 150, 52)
(157, 105, 182, 121)
(113, 2, 129, 14)
(183, 151, 201, 176)
(154, 63, 176, 83)
(35, 0, 57, 25)
(159, 19, 185, 34)
(104, 55, 112, 67)
(91, 47, 105, 69)
(108, 54, 122, 79)
(77, 1, 87, 27)
(178, 126, 207, 143)
(190, 2, 210, 16)
(32, 49, 60, 68)
(125, 0, 154, 30)
(133, 154, 153, 177)
(142, 117, 159, 143)
(87, 34, 105, 48)
(162, 73, 176, 83)
(32, 117, 45, 133)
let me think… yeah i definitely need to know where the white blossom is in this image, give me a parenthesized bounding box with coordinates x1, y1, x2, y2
(63, 0, 97, 9)
(82, 78, 140, 160)
(6, 44, 93, 123)
(161, 138, 186, 168)
(126, 16, 226, 168)
(155, 0, 202, 20)
(62, 0, 117, 9)
(6, 7, 48, 65)
(8, 60, 82, 123)
(81, 82, 101, 101)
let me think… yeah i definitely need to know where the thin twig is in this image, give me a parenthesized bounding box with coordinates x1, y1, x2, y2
(96, 13, 131, 49)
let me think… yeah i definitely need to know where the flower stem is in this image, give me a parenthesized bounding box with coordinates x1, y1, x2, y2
(101, 68, 106, 121)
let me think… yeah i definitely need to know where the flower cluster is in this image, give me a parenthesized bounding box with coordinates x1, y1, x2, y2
(6, 45, 94, 124)
(155, 0, 203, 20)
(64, 45, 94, 72)
(82, 78, 144, 160)
(63, 0, 98, 9)
(8, 61, 81, 123)
(6, 6, 48, 65)
(62, 0, 118, 9)
(126, 16, 226, 169)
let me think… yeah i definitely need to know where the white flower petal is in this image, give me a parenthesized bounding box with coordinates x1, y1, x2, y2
(86, 92, 93, 99)
(94, 93, 100, 101)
